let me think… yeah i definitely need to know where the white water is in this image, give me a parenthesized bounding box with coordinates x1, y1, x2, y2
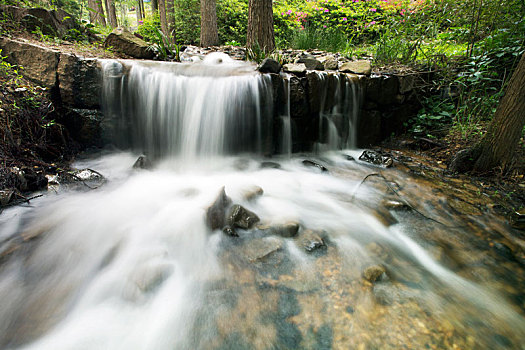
(0, 58, 524, 349)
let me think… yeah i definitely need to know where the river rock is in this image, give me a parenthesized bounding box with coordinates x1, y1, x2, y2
(302, 159, 328, 172)
(242, 186, 264, 201)
(227, 204, 260, 229)
(358, 150, 394, 168)
(242, 237, 283, 262)
(297, 57, 324, 70)
(258, 58, 281, 74)
(104, 27, 154, 59)
(206, 187, 232, 230)
(362, 265, 386, 283)
(268, 222, 300, 238)
(299, 230, 326, 253)
(340, 60, 371, 75)
(381, 199, 410, 211)
(0, 190, 14, 206)
(322, 56, 338, 70)
(283, 63, 307, 75)
(260, 161, 281, 169)
(132, 155, 152, 169)
(222, 225, 238, 237)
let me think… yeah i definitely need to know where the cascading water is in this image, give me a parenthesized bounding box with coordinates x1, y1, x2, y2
(0, 56, 524, 350)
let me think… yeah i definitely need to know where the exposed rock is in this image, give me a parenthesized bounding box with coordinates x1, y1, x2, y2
(297, 57, 324, 70)
(242, 186, 264, 201)
(57, 54, 100, 108)
(382, 199, 410, 211)
(306, 72, 322, 114)
(268, 222, 300, 238)
(206, 187, 232, 230)
(0, 37, 59, 88)
(289, 76, 309, 118)
(448, 147, 481, 173)
(358, 150, 394, 168)
(356, 110, 382, 148)
(132, 155, 152, 169)
(0, 190, 14, 206)
(362, 265, 386, 283)
(227, 204, 260, 229)
(59, 108, 103, 146)
(398, 74, 415, 94)
(258, 58, 281, 74)
(340, 60, 371, 75)
(69, 168, 104, 182)
(302, 159, 328, 172)
(372, 284, 400, 305)
(222, 225, 238, 237)
(370, 206, 399, 226)
(299, 230, 326, 253)
(283, 63, 307, 75)
(104, 27, 155, 59)
(344, 154, 355, 161)
(321, 56, 338, 70)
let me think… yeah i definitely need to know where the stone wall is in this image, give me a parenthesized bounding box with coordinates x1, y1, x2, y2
(0, 37, 425, 151)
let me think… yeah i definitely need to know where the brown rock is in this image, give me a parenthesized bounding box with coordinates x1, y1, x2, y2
(340, 60, 371, 75)
(104, 27, 155, 59)
(363, 265, 386, 282)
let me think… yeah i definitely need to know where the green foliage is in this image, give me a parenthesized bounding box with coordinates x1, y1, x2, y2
(217, 0, 248, 45)
(137, 14, 161, 43)
(290, 26, 348, 52)
(0, 49, 23, 85)
(174, 0, 200, 44)
(148, 27, 180, 60)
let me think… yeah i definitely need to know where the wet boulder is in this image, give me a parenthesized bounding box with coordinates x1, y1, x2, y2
(299, 230, 326, 253)
(258, 58, 281, 74)
(267, 222, 300, 238)
(132, 155, 152, 170)
(297, 56, 324, 70)
(222, 225, 238, 237)
(283, 63, 307, 76)
(205, 187, 232, 230)
(104, 27, 155, 59)
(302, 159, 328, 172)
(227, 204, 260, 229)
(321, 56, 338, 70)
(358, 150, 394, 168)
(510, 209, 525, 231)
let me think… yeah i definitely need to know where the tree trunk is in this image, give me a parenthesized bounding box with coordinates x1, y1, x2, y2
(95, 0, 107, 26)
(151, 0, 159, 13)
(104, 0, 118, 27)
(166, 0, 176, 43)
(136, 0, 144, 24)
(246, 0, 275, 53)
(200, 0, 219, 47)
(473, 52, 525, 172)
(88, 0, 106, 26)
(158, 0, 169, 36)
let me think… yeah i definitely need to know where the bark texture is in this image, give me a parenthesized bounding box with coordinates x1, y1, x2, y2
(88, 0, 106, 26)
(104, 0, 118, 27)
(158, 0, 169, 35)
(247, 0, 275, 53)
(166, 0, 176, 42)
(200, 0, 219, 47)
(473, 52, 525, 172)
(151, 0, 159, 12)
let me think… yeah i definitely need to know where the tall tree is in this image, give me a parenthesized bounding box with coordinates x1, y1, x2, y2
(166, 0, 176, 43)
(450, 52, 525, 173)
(246, 0, 275, 53)
(473, 52, 525, 172)
(88, 0, 107, 26)
(151, 0, 159, 13)
(200, 0, 219, 47)
(158, 0, 169, 36)
(136, 0, 144, 24)
(104, 0, 118, 27)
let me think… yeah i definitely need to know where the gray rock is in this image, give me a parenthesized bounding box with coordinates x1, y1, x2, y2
(258, 58, 281, 74)
(297, 57, 324, 70)
(299, 230, 326, 253)
(362, 265, 386, 283)
(269, 222, 300, 238)
(242, 237, 282, 262)
(322, 56, 338, 70)
(222, 225, 238, 237)
(289, 76, 308, 118)
(104, 27, 155, 59)
(133, 155, 152, 169)
(227, 204, 260, 229)
(57, 54, 101, 108)
(0, 190, 14, 206)
(511, 209, 525, 231)
(340, 60, 371, 75)
(302, 159, 328, 172)
(283, 63, 307, 75)
(358, 150, 394, 168)
(206, 187, 232, 230)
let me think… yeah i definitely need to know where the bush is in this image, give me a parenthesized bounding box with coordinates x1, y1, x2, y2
(217, 0, 248, 45)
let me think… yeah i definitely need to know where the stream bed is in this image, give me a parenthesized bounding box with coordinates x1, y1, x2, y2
(0, 150, 524, 350)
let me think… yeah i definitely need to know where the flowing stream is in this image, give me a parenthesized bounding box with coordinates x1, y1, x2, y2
(0, 57, 524, 350)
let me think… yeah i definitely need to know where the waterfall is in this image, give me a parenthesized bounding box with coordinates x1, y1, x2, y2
(101, 55, 273, 160)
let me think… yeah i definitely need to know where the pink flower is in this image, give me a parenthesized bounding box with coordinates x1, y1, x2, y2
(342, 17, 347, 21)
(323, 25, 327, 28)
(370, 8, 377, 12)
(324, 8, 329, 12)
(370, 21, 376, 25)
(286, 9, 292, 15)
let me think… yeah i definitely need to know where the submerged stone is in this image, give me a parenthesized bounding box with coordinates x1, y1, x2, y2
(299, 230, 326, 253)
(302, 160, 328, 172)
(362, 264, 386, 283)
(260, 161, 281, 169)
(268, 222, 300, 238)
(132, 155, 152, 170)
(222, 225, 238, 237)
(227, 204, 260, 229)
(242, 186, 264, 201)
